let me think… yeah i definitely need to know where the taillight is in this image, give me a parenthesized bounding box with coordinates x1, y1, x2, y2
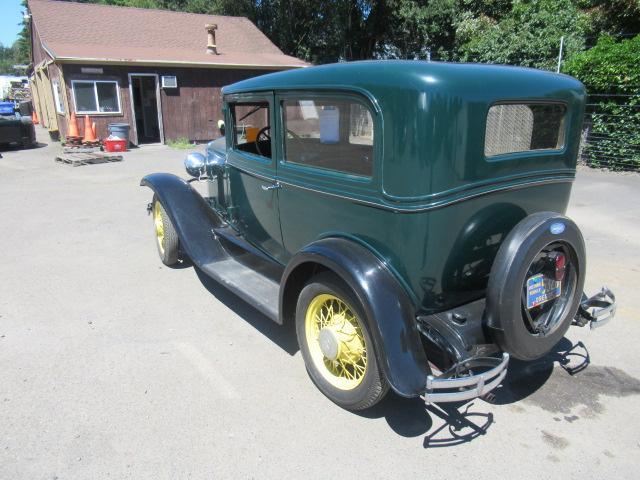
(554, 252, 566, 282)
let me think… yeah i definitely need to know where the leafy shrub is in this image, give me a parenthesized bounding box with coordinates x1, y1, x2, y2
(564, 35, 640, 171)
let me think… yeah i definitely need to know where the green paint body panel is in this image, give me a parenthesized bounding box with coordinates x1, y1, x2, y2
(211, 60, 584, 314)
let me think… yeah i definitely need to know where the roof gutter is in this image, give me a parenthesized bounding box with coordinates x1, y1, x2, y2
(41, 41, 57, 62)
(53, 56, 309, 70)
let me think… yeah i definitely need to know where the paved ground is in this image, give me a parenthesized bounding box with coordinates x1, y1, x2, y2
(1, 127, 639, 479)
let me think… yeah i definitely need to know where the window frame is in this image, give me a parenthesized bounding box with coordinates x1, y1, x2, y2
(71, 79, 122, 115)
(225, 92, 276, 167)
(278, 92, 377, 180)
(483, 100, 569, 161)
(51, 79, 65, 114)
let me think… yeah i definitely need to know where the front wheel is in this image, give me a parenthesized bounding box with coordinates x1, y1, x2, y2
(152, 195, 180, 266)
(295, 272, 389, 410)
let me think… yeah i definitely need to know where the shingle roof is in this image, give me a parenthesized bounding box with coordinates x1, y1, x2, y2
(28, 0, 308, 69)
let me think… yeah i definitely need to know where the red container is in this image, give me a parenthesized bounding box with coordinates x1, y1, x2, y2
(103, 139, 127, 152)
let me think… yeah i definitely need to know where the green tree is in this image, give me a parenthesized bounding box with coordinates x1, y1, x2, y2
(11, 0, 30, 67)
(455, 0, 588, 70)
(583, 0, 640, 38)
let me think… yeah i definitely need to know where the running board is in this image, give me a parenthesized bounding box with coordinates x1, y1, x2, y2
(200, 257, 280, 322)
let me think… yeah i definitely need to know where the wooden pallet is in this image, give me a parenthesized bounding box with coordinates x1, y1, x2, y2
(55, 151, 123, 167)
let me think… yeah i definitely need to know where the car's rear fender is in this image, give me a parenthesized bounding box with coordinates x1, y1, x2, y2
(280, 238, 430, 397)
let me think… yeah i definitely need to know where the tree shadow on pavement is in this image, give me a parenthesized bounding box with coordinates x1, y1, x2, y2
(194, 266, 299, 356)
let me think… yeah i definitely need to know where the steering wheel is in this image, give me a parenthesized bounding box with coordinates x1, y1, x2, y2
(255, 126, 303, 157)
(255, 126, 271, 157)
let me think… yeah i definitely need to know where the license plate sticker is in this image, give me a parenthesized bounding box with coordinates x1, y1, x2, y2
(526, 274, 561, 309)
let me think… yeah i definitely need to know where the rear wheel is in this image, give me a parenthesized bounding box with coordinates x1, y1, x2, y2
(152, 195, 180, 266)
(295, 273, 389, 410)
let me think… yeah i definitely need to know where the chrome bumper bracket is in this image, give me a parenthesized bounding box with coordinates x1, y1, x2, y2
(422, 353, 509, 404)
(574, 287, 616, 330)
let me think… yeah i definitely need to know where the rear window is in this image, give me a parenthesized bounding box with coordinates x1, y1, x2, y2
(485, 103, 567, 157)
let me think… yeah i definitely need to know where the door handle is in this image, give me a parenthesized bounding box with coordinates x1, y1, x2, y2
(261, 182, 281, 191)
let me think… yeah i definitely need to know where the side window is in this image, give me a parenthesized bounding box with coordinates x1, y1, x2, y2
(282, 97, 374, 176)
(230, 101, 271, 159)
(71, 80, 121, 114)
(52, 80, 65, 114)
(485, 103, 567, 157)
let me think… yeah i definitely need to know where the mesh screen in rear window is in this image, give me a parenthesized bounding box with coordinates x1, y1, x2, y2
(485, 103, 567, 157)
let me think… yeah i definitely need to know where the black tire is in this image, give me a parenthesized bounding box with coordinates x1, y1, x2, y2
(486, 212, 586, 361)
(295, 272, 389, 410)
(152, 195, 180, 266)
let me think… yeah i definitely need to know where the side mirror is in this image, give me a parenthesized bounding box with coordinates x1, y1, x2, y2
(184, 152, 206, 178)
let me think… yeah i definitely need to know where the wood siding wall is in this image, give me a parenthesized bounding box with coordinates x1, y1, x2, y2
(30, 22, 50, 66)
(58, 64, 274, 143)
(29, 22, 61, 133)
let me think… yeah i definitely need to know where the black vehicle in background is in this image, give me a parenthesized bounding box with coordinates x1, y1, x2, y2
(0, 101, 36, 150)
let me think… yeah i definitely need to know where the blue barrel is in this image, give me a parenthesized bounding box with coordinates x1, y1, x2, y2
(0, 101, 15, 116)
(107, 123, 130, 143)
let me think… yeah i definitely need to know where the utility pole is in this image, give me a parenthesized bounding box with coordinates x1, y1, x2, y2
(557, 36, 564, 73)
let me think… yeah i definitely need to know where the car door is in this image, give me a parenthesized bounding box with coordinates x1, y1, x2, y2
(224, 92, 287, 263)
(274, 92, 380, 256)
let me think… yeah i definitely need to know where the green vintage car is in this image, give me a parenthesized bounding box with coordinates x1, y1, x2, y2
(142, 61, 615, 410)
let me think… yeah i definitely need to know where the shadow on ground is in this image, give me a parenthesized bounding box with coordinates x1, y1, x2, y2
(194, 266, 298, 356)
(355, 340, 587, 446)
(191, 265, 640, 443)
(358, 337, 640, 446)
(0, 142, 48, 152)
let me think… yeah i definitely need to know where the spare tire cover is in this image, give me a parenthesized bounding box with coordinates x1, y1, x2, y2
(485, 212, 586, 361)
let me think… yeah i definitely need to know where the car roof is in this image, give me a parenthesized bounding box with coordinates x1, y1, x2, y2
(223, 60, 586, 202)
(222, 60, 584, 99)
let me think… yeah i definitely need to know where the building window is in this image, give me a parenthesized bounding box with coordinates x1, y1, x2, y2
(52, 80, 64, 114)
(71, 80, 121, 114)
(485, 103, 567, 157)
(282, 97, 374, 177)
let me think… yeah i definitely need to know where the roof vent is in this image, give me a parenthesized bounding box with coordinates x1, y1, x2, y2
(205, 24, 218, 55)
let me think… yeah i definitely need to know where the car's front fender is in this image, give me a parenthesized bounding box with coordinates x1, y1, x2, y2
(140, 173, 227, 264)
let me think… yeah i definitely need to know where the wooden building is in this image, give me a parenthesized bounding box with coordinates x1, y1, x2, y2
(27, 0, 307, 144)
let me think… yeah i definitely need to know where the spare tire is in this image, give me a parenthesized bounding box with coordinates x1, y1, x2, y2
(486, 212, 586, 361)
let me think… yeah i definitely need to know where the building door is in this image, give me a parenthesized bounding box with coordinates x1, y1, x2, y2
(129, 74, 163, 144)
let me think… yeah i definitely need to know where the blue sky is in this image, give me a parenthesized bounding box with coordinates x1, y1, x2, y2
(0, 0, 24, 48)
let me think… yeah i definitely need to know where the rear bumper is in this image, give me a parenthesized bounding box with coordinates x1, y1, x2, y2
(574, 287, 616, 329)
(417, 285, 615, 404)
(423, 353, 509, 403)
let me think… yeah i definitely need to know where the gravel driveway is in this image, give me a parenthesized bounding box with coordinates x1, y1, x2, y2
(1, 128, 639, 479)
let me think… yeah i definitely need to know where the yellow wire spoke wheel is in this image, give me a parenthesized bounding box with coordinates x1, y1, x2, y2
(153, 201, 165, 254)
(304, 293, 368, 390)
(151, 197, 179, 266)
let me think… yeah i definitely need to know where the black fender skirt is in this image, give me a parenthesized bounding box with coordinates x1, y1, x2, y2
(281, 238, 430, 397)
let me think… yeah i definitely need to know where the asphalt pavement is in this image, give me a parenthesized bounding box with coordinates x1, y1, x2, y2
(1, 127, 639, 479)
